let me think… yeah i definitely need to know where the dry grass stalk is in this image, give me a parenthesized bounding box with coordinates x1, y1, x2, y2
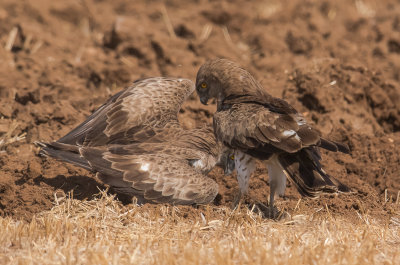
(391, 216, 400, 226)
(199, 24, 213, 43)
(221, 26, 249, 57)
(23, 34, 32, 51)
(80, 18, 91, 37)
(0, 120, 26, 151)
(0, 191, 398, 265)
(385, 189, 388, 204)
(5, 27, 19, 51)
(161, 5, 176, 39)
(30, 40, 43, 54)
(257, 1, 281, 19)
(221, 26, 233, 46)
(120, 56, 135, 67)
(355, 0, 376, 17)
(293, 198, 302, 212)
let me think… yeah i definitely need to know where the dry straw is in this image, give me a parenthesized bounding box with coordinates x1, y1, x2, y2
(0, 190, 399, 265)
(0, 120, 26, 151)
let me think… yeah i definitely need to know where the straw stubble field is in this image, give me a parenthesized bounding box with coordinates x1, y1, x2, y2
(0, 0, 400, 264)
(0, 191, 399, 264)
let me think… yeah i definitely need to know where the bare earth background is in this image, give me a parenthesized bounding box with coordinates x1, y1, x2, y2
(0, 0, 399, 264)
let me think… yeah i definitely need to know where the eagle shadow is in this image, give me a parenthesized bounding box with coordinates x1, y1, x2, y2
(33, 174, 135, 204)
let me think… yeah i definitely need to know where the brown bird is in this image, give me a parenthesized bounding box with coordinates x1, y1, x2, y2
(37, 77, 234, 205)
(195, 59, 350, 215)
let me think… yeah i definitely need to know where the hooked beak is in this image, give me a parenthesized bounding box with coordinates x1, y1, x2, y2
(200, 96, 209, 105)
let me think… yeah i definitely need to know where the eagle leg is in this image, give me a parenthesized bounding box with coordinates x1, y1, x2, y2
(269, 186, 275, 216)
(232, 151, 256, 209)
(266, 156, 287, 217)
(231, 189, 242, 210)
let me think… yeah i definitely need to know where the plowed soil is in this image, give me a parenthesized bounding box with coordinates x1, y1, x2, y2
(0, 0, 399, 221)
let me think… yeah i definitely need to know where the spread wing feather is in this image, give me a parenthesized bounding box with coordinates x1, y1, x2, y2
(37, 77, 222, 205)
(58, 77, 195, 146)
(79, 146, 219, 205)
(37, 140, 219, 205)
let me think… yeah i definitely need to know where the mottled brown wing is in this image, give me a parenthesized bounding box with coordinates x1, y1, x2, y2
(214, 103, 321, 154)
(220, 95, 349, 154)
(80, 146, 219, 205)
(106, 142, 208, 164)
(57, 77, 195, 146)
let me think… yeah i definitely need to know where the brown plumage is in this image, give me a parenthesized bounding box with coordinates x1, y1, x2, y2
(38, 77, 234, 205)
(195, 59, 350, 213)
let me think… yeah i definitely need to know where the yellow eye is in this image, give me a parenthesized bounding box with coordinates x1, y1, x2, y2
(201, 83, 207, 89)
(230, 155, 235, 160)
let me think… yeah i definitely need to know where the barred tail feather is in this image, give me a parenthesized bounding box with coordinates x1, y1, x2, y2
(35, 141, 92, 171)
(277, 147, 349, 198)
(319, 138, 350, 154)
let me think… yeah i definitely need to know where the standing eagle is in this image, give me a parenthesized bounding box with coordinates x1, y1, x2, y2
(37, 77, 234, 205)
(195, 59, 350, 215)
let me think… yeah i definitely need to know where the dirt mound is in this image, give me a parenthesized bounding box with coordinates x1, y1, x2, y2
(0, 0, 399, 221)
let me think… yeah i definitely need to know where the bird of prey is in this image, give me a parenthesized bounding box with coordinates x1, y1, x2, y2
(195, 59, 350, 214)
(37, 77, 234, 205)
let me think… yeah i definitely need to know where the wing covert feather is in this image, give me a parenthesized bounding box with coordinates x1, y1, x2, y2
(214, 103, 321, 153)
(58, 77, 194, 146)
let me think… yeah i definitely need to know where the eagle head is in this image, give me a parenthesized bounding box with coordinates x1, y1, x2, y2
(196, 58, 259, 105)
(195, 59, 232, 105)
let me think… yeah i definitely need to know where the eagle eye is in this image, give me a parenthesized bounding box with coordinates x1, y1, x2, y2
(201, 83, 207, 89)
